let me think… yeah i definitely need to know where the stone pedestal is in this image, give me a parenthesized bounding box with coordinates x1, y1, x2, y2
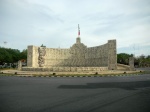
(129, 57, 135, 71)
(18, 61, 22, 70)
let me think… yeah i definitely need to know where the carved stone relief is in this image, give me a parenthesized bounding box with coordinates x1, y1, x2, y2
(38, 47, 46, 67)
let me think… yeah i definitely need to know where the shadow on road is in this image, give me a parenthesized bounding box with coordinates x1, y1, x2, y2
(58, 81, 150, 90)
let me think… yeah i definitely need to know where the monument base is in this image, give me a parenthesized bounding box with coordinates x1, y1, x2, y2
(22, 67, 108, 72)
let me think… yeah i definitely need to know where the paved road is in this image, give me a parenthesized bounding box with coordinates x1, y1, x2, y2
(136, 67, 150, 71)
(0, 75, 150, 112)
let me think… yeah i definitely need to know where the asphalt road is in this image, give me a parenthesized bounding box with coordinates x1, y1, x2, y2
(0, 74, 150, 112)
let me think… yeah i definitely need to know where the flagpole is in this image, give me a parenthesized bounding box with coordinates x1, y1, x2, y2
(78, 24, 80, 37)
(76, 24, 81, 44)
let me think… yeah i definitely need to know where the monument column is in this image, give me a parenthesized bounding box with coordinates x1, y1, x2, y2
(129, 57, 135, 70)
(18, 60, 22, 70)
(76, 37, 81, 44)
(27, 46, 34, 67)
(27, 45, 39, 67)
(108, 40, 117, 70)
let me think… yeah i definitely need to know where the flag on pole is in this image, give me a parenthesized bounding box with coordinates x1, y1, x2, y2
(78, 24, 80, 36)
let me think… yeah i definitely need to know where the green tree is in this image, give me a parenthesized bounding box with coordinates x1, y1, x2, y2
(20, 49, 27, 60)
(137, 55, 150, 67)
(0, 47, 24, 64)
(117, 53, 133, 65)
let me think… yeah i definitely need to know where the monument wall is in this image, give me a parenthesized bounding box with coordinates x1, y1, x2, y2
(25, 37, 117, 71)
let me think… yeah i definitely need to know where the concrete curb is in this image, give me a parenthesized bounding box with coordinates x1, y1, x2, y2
(0, 70, 144, 78)
(0, 73, 143, 78)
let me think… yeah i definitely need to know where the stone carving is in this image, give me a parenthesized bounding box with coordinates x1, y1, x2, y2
(38, 47, 46, 67)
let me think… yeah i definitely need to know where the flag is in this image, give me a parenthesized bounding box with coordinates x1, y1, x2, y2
(78, 24, 80, 36)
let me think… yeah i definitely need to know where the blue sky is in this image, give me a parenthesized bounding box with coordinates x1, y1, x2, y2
(0, 0, 150, 56)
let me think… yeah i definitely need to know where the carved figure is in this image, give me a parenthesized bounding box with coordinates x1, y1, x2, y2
(38, 47, 46, 67)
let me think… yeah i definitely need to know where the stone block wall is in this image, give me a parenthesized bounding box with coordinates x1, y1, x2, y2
(22, 67, 108, 72)
(27, 38, 117, 70)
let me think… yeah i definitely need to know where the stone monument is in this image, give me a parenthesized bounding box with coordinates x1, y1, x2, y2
(129, 57, 135, 70)
(22, 25, 117, 72)
(18, 60, 22, 70)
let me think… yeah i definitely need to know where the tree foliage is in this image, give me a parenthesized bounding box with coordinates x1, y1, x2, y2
(0, 47, 27, 64)
(117, 53, 133, 65)
(117, 53, 150, 67)
(135, 55, 150, 67)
